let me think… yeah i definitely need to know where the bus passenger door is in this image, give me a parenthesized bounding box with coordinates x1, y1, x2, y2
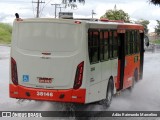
(123, 31, 140, 89)
(117, 33, 125, 91)
(123, 31, 133, 89)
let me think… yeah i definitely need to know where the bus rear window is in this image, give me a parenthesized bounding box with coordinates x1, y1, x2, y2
(17, 22, 81, 52)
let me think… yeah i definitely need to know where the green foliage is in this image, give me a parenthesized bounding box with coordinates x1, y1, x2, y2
(149, 0, 160, 5)
(135, 19, 150, 34)
(0, 23, 12, 44)
(100, 7, 130, 23)
(151, 39, 160, 44)
(155, 20, 160, 35)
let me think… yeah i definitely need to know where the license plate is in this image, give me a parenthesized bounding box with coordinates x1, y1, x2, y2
(37, 91, 53, 97)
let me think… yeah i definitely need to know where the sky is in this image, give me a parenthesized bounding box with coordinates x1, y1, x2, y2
(0, 0, 160, 32)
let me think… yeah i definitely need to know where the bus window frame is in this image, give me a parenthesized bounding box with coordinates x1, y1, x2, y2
(109, 30, 118, 60)
(88, 29, 119, 65)
(100, 29, 109, 62)
(125, 30, 141, 56)
(88, 29, 100, 64)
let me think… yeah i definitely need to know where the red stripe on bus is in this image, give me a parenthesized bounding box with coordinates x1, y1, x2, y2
(9, 84, 86, 104)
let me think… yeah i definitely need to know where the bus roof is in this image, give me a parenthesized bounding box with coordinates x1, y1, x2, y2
(14, 18, 144, 30)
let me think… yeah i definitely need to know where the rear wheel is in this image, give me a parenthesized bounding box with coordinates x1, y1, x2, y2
(134, 69, 138, 82)
(99, 78, 114, 107)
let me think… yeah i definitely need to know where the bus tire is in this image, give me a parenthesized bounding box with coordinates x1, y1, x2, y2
(134, 69, 138, 82)
(99, 78, 114, 107)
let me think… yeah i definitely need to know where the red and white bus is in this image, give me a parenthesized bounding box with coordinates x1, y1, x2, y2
(9, 18, 148, 106)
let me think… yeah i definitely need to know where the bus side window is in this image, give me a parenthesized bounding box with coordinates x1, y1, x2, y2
(135, 30, 140, 53)
(125, 31, 129, 55)
(130, 31, 134, 54)
(126, 30, 139, 55)
(88, 30, 99, 64)
(109, 31, 113, 58)
(113, 31, 118, 58)
(100, 30, 109, 61)
(109, 30, 118, 59)
(126, 30, 134, 55)
(125, 31, 131, 55)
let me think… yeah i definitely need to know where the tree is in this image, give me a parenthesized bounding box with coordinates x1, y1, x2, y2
(100, 5, 130, 23)
(149, 0, 160, 5)
(135, 19, 150, 34)
(155, 20, 160, 35)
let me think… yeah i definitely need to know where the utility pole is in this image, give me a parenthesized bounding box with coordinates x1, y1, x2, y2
(51, 4, 60, 18)
(92, 10, 96, 19)
(32, 0, 45, 18)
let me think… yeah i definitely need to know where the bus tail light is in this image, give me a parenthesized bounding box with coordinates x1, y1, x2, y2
(73, 61, 84, 89)
(11, 57, 18, 85)
(75, 21, 81, 24)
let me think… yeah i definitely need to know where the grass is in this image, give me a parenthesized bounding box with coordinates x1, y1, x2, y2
(0, 23, 12, 44)
(151, 39, 160, 44)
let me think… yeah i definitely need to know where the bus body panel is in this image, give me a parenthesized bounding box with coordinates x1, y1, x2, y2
(13, 50, 78, 89)
(10, 19, 89, 103)
(87, 58, 118, 103)
(123, 54, 140, 89)
(87, 25, 118, 103)
(101, 60, 112, 82)
(11, 20, 84, 89)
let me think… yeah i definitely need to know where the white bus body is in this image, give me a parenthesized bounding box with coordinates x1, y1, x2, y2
(10, 18, 144, 105)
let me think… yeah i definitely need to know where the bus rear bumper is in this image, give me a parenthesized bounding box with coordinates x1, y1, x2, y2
(9, 84, 86, 104)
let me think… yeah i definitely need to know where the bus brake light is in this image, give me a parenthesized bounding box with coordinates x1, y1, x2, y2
(75, 21, 81, 24)
(11, 57, 18, 85)
(73, 61, 84, 89)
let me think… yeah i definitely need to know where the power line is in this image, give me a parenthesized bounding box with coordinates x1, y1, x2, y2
(32, 0, 45, 18)
(40, 0, 52, 12)
(57, 6, 66, 12)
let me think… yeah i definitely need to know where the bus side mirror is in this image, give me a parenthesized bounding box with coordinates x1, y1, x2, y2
(144, 35, 149, 47)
